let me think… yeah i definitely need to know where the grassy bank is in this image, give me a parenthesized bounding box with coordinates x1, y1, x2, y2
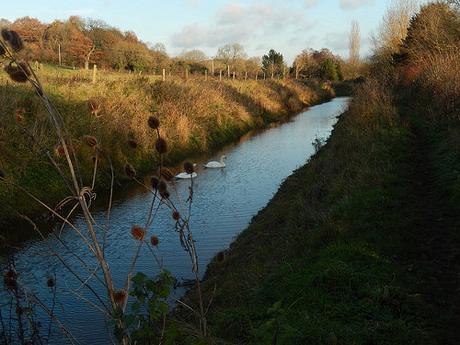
(176, 79, 460, 344)
(0, 65, 332, 240)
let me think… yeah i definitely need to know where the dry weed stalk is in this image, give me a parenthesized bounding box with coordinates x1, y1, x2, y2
(1, 29, 208, 342)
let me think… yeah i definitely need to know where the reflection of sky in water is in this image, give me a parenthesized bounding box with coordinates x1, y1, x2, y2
(2, 98, 350, 344)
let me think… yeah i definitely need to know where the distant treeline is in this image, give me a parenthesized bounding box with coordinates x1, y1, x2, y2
(0, 16, 350, 81)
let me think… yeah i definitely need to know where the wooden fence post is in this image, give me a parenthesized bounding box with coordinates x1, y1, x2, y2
(219, 70, 222, 81)
(185, 67, 188, 81)
(256, 73, 258, 81)
(232, 72, 235, 81)
(205, 69, 208, 81)
(211, 59, 215, 76)
(245, 71, 248, 80)
(92, 64, 97, 83)
(227, 65, 230, 78)
(58, 43, 62, 66)
(162, 68, 166, 81)
(263, 72, 266, 80)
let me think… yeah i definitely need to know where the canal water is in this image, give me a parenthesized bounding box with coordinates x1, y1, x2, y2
(2, 97, 350, 344)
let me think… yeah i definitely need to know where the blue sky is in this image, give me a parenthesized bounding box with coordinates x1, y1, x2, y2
(2, 0, 392, 63)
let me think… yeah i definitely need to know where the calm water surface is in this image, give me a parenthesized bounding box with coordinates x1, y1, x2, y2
(2, 97, 349, 344)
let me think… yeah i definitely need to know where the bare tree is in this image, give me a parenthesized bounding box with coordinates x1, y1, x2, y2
(374, 0, 419, 54)
(446, 0, 460, 9)
(83, 18, 108, 69)
(349, 20, 361, 65)
(216, 43, 247, 76)
(245, 56, 262, 78)
(180, 49, 207, 62)
(0, 18, 11, 29)
(150, 42, 167, 54)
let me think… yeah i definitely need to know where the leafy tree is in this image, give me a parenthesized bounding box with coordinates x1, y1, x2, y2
(42, 19, 93, 67)
(293, 48, 343, 80)
(10, 17, 46, 60)
(321, 59, 339, 81)
(262, 49, 284, 78)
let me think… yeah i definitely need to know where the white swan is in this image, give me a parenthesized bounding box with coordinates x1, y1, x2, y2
(204, 155, 227, 169)
(175, 163, 197, 179)
(175, 172, 197, 179)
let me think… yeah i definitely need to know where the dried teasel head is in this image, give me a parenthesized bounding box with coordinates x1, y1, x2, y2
(148, 116, 160, 129)
(216, 251, 226, 263)
(184, 161, 194, 174)
(14, 108, 26, 124)
(15, 114, 24, 124)
(131, 225, 145, 240)
(81, 135, 98, 148)
(155, 138, 168, 154)
(158, 180, 167, 194)
(88, 98, 102, 117)
(3, 269, 18, 290)
(46, 277, 55, 288)
(172, 210, 180, 221)
(150, 235, 159, 246)
(4, 63, 30, 83)
(113, 289, 127, 306)
(160, 190, 170, 199)
(127, 139, 138, 149)
(125, 164, 136, 179)
(151, 176, 160, 190)
(1, 29, 23, 52)
(53, 144, 66, 158)
(160, 168, 174, 182)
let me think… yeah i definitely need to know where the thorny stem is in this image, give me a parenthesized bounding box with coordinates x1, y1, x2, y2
(102, 155, 115, 256)
(46, 275, 57, 341)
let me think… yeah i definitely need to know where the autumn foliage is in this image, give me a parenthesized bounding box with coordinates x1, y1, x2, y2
(2, 16, 168, 71)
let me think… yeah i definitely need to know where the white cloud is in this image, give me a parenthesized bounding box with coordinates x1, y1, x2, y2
(171, 22, 251, 48)
(171, 2, 307, 50)
(305, 0, 318, 7)
(340, 0, 374, 10)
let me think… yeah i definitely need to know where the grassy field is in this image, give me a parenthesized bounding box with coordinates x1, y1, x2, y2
(0, 65, 333, 240)
(175, 80, 460, 345)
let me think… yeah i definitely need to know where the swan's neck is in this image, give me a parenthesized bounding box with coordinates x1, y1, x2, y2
(220, 157, 225, 163)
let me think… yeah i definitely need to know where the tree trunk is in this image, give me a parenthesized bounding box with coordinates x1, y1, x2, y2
(85, 45, 96, 70)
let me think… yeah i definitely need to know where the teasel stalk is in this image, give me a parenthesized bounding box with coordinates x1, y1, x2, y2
(1, 29, 125, 340)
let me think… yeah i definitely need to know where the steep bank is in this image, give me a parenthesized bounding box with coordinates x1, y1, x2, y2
(0, 67, 333, 241)
(176, 81, 460, 345)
